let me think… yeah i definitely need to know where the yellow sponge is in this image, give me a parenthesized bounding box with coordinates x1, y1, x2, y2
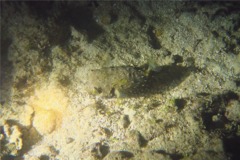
(28, 84, 68, 135)
(32, 109, 57, 135)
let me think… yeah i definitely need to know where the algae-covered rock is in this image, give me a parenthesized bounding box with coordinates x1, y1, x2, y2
(225, 100, 240, 123)
(127, 130, 148, 148)
(90, 142, 110, 159)
(0, 121, 23, 158)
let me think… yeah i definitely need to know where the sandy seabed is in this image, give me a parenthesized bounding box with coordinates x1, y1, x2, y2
(1, 1, 240, 160)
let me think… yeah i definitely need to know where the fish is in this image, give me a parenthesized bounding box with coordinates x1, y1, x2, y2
(81, 64, 191, 98)
(82, 66, 148, 97)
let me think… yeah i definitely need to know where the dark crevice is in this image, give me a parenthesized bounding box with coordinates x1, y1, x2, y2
(40, 155, 50, 160)
(172, 55, 183, 64)
(124, 1, 146, 25)
(235, 80, 240, 87)
(60, 5, 105, 43)
(147, 26, 161, 49)
(222, 91, 239, 102)
(223, 135, 240, 160)
(0, 37, 13, 106)
(25, 1, 55, 18)
(174, 98, 187, 112)
(137, 132, 148, 147)
(116, 151, 134, 158)
(200, 91, 240, 159)
(23, 1, 104, 44)
(201, 92, 239, 131)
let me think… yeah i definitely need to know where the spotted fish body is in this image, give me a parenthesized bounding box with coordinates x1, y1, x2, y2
(82, 64, 191, 98)
(83, 66, 148, 97)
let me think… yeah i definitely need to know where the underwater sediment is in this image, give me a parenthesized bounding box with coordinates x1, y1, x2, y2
(1, 1, 240, 160)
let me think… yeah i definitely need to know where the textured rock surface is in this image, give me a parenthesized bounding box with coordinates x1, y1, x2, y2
(0, 121, 23, 158)
(1, 1, 240, 160)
